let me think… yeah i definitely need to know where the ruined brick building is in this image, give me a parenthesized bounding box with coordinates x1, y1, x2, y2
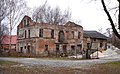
(17, 16, 83, 56)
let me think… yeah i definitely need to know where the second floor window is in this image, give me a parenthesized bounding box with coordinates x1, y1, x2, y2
(72, 31, 74, 39)
(25, 30, 26, 38)
(78, 32, 81, 39)
(58, 30, 64, 43)
(51, 29, 54, 38)
(28, 30, 30, 38)
(27, 19, 29, 26)
(24, 20, 26, 27)
(100, 43, 103, 47)
(39, 29, 43, 37)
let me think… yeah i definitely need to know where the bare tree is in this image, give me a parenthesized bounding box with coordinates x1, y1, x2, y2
(0, 0, 9, 50)
(6, 0, 28, 50)
(0, 24, 9, 49)
(101, 0, 120, 39)
(89, 0, 119, 39)
(32, 1, 71, 25)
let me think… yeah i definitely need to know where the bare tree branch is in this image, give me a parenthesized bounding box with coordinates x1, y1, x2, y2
(101, 0, 120, 39)
(6, 0, 28, 50)
(0, 0, 9, 51)
(32, 1, 71, 25)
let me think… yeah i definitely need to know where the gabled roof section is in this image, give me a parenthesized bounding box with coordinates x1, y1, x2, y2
(17, 15, 32, 29)
(84, 31, 108, 39)
(65, 21, 83, 28)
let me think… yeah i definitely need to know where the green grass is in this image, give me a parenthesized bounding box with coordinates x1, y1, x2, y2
(0, 60, 120, 74)
(105, 61, 120, 65)
(0, 60, 17, 66)
(86, 61, 120, 74)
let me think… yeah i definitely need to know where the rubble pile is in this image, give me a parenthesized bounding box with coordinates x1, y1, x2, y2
(91, 47, 120, 59)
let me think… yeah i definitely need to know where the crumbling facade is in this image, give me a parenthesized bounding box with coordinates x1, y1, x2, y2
(83, 31, 107, 53)
(17, 16, 83, 56)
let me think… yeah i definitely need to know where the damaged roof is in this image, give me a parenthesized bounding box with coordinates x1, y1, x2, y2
(84, 31, 108, 39)
(65, 21, 83, 28)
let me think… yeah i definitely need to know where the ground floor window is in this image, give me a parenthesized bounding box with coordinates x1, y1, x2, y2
(27, 46, 30, 53)
(56, 44, 59, 53)
(71, 45, 75, 55)
(71, 45, 75, 50)
(100, 43, 103, 47)
(45, 45, 48, 51)
(20, 47, 23, 53)
(63, 45, 67, 53)
(77, 44, 82, 54)
(44, 45, 49, 55)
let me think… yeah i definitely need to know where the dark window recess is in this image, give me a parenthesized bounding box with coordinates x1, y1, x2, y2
(45, 45, 49, 55)
(45, 45, 48, 51)
(71, 46, 75, 50)
(25, 30, 26, 38)
(27, 19, 29, 26)
(58, 30, 64, 43)
(56, 44, 59, 52)
(39, 29, 43, 37)
(78, 32, 81, 39)
(87, 43, 91, 49)
(28, 30, 30, 38)
(17, 31, 19, 36)
(77, 45, 82, 54)
(63, 45, 67, 53)
(108, 46, 110, 48)
(51, 29, 54, 38)
(27, 46, 30, 53)
(72, 31, 74, 39)
(20, 47, 23, 53)
(24, 20, 26, 27)
(100, 43, 103, 47)
(93, 39, 96, 42)
(24, 46, 26, 49)
(77, 45, 82, 50)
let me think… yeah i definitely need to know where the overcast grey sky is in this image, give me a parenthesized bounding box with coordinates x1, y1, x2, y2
(13, 0, 118, 35)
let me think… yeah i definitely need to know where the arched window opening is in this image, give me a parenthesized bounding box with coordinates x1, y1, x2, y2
(58, 30, 64, 43)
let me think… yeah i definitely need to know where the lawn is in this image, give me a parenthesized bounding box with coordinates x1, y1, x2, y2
(0, 60, 120, 74)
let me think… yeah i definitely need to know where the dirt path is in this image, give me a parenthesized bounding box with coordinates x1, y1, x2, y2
(0, 57, 120, 68)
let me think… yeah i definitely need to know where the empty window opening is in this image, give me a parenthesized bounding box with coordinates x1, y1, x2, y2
(78, 32, 81, 39)
(100, 43, 103, 47)
(27, 19, 29, 26)
(51, 29, 54, 38)
(58, 30, 64, 43)
(20, 47, 23, 53)
(39, 29, 43, 37)
(27, 46, 30, 53)
(71, 46, 75, 50)
(71, 31, 74, 39)
(28, 30, 30, 38)
(25, 30, 26, 38)
(56, 44, 59, 52)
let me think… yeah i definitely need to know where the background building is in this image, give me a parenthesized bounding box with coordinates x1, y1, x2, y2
(1, 35, 16, 51)
(83, 31, 107, 53)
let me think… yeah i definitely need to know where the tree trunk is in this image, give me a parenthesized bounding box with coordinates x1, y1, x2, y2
(9, 14, 12, 51)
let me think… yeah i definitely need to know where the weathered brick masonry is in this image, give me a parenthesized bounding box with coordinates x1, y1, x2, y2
(17, 16, 83, 56)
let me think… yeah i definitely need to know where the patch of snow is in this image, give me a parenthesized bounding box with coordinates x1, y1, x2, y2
(68, 55, 82, 58)
(102, 49, 118, 57)
(91, 49, 119, 59)
(90, 51, 104, 58)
